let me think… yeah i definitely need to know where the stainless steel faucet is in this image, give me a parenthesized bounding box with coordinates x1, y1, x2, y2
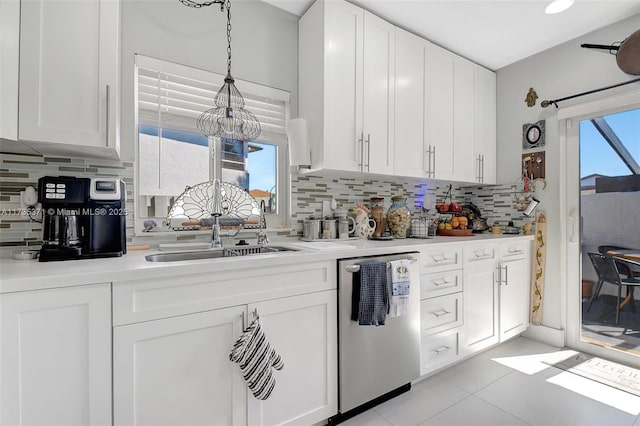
(211, 179, 223, 248)
(256, 200, 269, 245)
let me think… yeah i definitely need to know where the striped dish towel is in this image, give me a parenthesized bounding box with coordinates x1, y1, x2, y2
(229, 317, 284, 400)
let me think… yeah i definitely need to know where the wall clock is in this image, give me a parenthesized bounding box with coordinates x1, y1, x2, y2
(522, 120, 546, 149)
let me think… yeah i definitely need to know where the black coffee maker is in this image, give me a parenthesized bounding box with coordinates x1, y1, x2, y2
(38, 176, 127, 262)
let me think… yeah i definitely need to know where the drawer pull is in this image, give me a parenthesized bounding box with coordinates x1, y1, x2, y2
(432, 255, 452, 263)
(474, 250, 492, 258)
(431, 309, 451, 318)
(432, 278, 452, 287)
(434, 345, 451, 355)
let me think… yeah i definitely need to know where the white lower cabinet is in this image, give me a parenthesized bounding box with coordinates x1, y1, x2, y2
(461, 240, 532, 357)
(113, 289, 337, 426)
(462, 243, 499, 356)
(418, 243, 463, 376)
(0, 284, 112, 426)
(113, 305, 247, 426)
(247, 290, 337, 426)
(498, 242, 532, 341)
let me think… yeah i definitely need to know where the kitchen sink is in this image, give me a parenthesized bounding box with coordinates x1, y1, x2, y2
(144, 245, 298, 262)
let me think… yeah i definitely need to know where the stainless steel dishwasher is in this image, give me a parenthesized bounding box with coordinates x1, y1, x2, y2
(330, 252, 421, 424)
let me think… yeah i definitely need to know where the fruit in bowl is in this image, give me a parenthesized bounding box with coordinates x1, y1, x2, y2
(436, 203, 450, 213)
(449, 203, 463, 213)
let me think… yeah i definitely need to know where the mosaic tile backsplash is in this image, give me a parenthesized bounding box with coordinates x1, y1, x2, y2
(0, 152, 528, 257)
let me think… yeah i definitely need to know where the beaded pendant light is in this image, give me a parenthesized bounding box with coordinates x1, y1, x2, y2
(179, 0, 261, 141)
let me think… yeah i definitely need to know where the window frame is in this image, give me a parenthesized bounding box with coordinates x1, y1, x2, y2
(133, 55, 291, 236)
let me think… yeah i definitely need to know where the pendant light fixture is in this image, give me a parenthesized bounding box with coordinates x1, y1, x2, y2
(179, 0, 261, 141)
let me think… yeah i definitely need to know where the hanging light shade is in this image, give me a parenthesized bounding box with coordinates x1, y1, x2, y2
(179, 0, 261, 141)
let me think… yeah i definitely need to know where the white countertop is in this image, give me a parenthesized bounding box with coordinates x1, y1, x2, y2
(0, 234, 532, 294)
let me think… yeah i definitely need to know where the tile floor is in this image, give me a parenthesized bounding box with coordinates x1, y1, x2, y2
(341, 337, 640, 426)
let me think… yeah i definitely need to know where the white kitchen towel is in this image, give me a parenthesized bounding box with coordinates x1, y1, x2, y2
(388, 259, 411, 317)
(229, 317, 284, 400)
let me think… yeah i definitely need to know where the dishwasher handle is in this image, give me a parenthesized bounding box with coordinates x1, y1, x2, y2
(344, 257, 418, 273)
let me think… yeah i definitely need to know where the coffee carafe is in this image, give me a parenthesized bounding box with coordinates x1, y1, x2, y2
(42, 208, 82, 248)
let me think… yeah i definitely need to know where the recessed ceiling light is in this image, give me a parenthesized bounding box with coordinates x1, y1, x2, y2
(545, 0, 575, 14)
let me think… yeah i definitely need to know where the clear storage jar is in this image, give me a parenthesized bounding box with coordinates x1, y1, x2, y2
(386, 195, 411, 238)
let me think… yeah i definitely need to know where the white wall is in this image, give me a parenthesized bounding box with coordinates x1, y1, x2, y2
(120, 0, 299, 161)
(496, 14, 640, 331)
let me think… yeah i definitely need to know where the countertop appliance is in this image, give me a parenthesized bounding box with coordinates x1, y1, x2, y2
(331, 252, 421, 424)
(38, 176, 127, 262)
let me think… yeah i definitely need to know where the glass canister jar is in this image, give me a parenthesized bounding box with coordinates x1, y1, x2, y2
(370, 197, 386, 238)
(386, 195, 412, 238)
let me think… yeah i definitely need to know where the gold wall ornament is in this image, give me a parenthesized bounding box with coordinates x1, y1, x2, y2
(525, 87, 538, 107)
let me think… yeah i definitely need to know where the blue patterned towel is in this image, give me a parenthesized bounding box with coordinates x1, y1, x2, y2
(355, 262, 389, 326)
(388, 259, 411, 317)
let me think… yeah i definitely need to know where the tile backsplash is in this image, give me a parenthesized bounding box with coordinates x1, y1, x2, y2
(1, 152, 529, 257)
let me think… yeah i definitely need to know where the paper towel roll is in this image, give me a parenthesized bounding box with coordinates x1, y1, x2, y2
(287, 118, 311, 168)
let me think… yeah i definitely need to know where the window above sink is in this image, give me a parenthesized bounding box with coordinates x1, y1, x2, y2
(134, 55, 292, 235)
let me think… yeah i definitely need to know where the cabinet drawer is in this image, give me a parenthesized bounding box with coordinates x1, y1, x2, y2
(113, 261, 335, 326)
(421, 329, 460, 376)
(499, 240, 531, 261)
(420, 245, 462, 273)
(420, 270, 462, 299)
(464, 244, 497, 265)
(420, 293, 462, 335)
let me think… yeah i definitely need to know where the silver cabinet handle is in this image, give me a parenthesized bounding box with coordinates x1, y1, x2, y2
(432, 254, 453, 263)
(358, 132, 364, 170)
(424, 147, 430, 175)
(480, 154, 485, 182)
(496, 265, 501, 284)
(432, 278, 452, 287)
(344, 257, 418, 273)
(476, 155, 481, 182)
(241, 311, 246, 329)
(106, 84, 110, 146)
(431, 309, 451, 318)
(434, 345, 451, 356)
(432, 145, 436, 177)
(366, 133, 371, 172)
(507, 248, 524, 255)
(474, 250, 492, 258)
(503, 265, 508, 285)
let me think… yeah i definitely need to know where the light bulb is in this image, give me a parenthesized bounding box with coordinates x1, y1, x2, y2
(220, 108, 235, 135)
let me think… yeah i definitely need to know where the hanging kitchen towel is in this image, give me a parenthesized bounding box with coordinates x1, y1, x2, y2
(388, 259, 411, 317)
(229, 317, 284, 400)
(353, 262, 389, 326)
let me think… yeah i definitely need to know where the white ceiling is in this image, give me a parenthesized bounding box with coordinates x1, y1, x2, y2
(259, 0, 640, 70)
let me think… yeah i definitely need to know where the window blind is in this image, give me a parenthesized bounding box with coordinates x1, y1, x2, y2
(136, 55, 289, 138)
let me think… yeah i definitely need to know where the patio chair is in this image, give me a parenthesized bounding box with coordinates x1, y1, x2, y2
(587, 252, 640, 325)
(597, 245, 637, 279)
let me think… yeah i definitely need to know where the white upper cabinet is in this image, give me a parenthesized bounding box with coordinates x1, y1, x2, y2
(475, 67, 497, 184)
(299, 0, 395, 174)
(425, 44, 478, 183)
(394, 28, 427, 178)
(0, 0, 19, 143)
(19, 0, 120, 159)
(424, 42, 455, 180)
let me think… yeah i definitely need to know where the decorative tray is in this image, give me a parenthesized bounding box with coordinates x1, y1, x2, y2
(436, 229, 474, 237)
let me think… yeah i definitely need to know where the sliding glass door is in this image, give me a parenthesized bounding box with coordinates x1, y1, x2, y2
(564, 91, 640, 368)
